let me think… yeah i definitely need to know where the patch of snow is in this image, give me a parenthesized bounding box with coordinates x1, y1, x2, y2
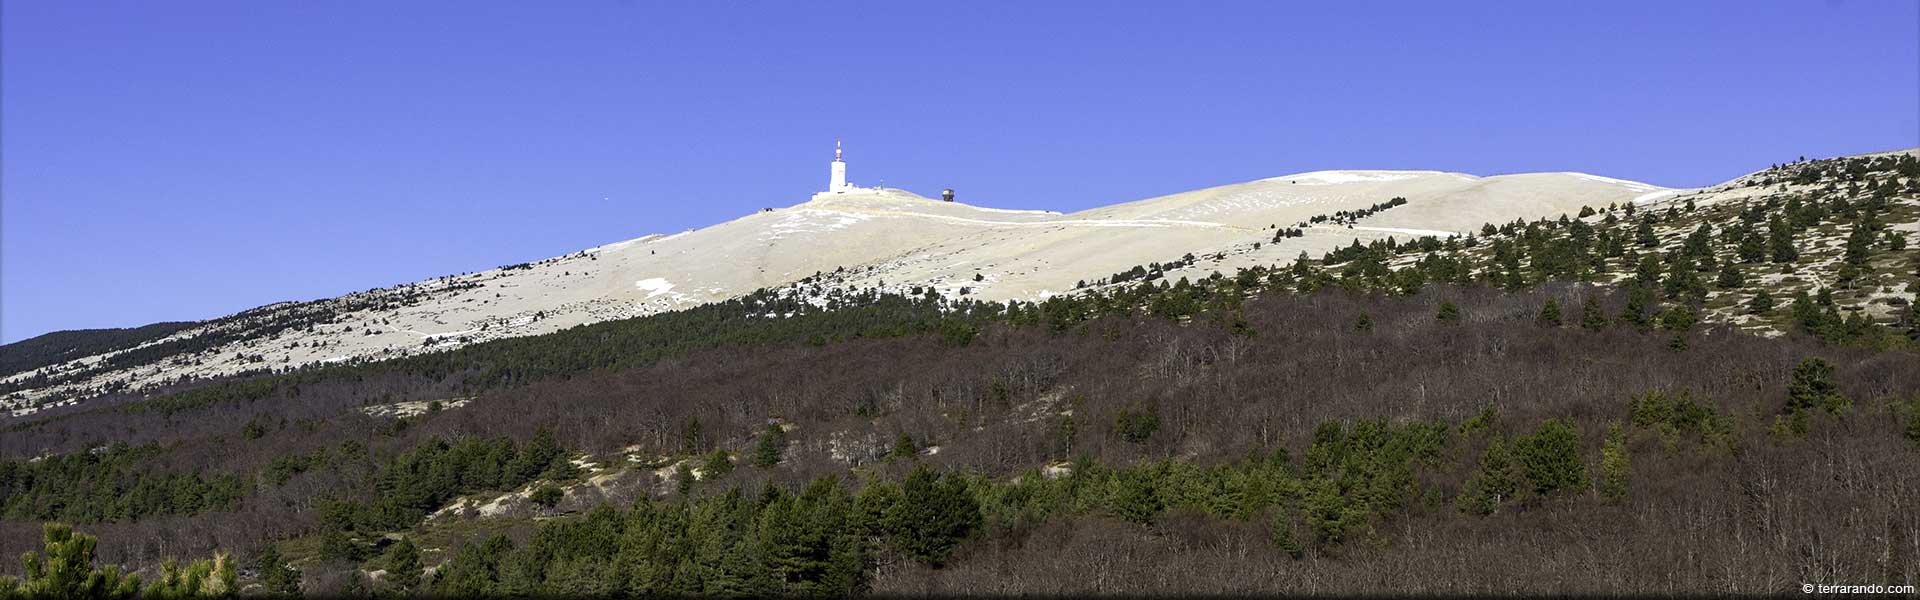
(963, 205, 1063, 215)
(1261, 170, 1455, 185)
(1341, 225, 1462, 238)
(1631, 189, 1682, 205)
(1567, 173, 1667, 193)
(634, 278, 677, 298)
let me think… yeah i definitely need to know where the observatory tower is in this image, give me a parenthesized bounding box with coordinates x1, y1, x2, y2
(828, 139, 849, 193)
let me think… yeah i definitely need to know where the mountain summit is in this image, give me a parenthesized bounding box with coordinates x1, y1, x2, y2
(21, 151, 1894, 416)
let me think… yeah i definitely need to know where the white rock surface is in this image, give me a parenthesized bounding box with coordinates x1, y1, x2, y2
(6, 168, 1684, 412)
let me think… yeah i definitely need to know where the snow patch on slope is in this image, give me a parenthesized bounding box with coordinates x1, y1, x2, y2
(1262, 170, 1460, 185)
(1566, 173, 1667, 193)
(634, 278, 677, 298)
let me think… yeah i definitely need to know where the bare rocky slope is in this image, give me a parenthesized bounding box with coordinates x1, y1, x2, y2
(6, 152, 1912, 415)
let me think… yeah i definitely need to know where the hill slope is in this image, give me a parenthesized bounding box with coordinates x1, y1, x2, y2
(9, 154, 1888, 415)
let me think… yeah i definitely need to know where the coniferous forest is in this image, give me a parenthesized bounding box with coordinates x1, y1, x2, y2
(3, 154, 1919, 597)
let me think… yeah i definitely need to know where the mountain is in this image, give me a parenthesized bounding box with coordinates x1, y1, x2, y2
(9, 150, 1918, 417)
(4, 149, 1919, 598)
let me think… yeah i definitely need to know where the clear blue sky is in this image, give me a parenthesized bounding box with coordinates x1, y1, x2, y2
(4, 1, 1917, 342)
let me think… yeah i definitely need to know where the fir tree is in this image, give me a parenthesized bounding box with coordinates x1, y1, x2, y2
(1513, 419, 1586, 496)
(1597, 425, 1628, 503)
(1786, 358, 1847, 415)
(382, 539, 422, 592)
(254, 545, 301, 597)
(883, 466, 982, 566)
(891, 433, 920, 459)
(1457, 436, 1523, 515)
(1715, 264, 1746, 289)
(1737, 229, 1767, 263)
(1749, 290, 1776, 315)
(1635, 219, 1659, 247)
(704, 449, 735, 478)
(1579, 295, 1609, 331)
(1768, 215, 1798, 263)
(5, 524, 142, 599)
(1537, 299, 1563, 327)
(530, 484, 563, 508)
(753, 424, 789, 468)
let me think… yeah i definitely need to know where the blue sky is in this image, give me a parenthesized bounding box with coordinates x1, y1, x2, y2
(3, 1, 1917, 342)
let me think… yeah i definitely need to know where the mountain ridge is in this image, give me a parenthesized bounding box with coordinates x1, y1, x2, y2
(10, 150, 1915, 416)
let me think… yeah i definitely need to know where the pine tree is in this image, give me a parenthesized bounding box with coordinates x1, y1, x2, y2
(1635, 219, 1658, 247)
(680, 417, 705, 455)
(1787, 358, 1847, 415)
(1662, 255, 1706, 300)
(1715, 264, 1746, 289)
(703, 449, 735, 478)
(1620, 286, 1653, 328)
(148, 552, 237, 599)
(1436, 300, 1461, 324)
(1737, 229, 1767, 263)
(1600, 424, 1629, 503)
(254, 545, 301, 597)
(1513, 419, 1586, 495)
(1537, 299, 1563, 327)
(1107, 469, 1163, 524)
(1749, 290, 1776, 315)
(1580, 295, 1608, 331)
(530, 484, 563, 508)
(1457, 436, 1524, 515)
(883, 466, 982, 566)
(752, 424, 788, 468)
(1271, 515, 1305, 560)
(1768, 215, 1798, 263)
(1843, 220, 1876, 266)
(382, 539, 422, 592)
(890, 433, 920, 459)
(7, 524, 142, 599)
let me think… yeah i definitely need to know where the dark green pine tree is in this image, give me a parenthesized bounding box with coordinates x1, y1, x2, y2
(1786, 358, 1847, 415)
(1537, 299, 1563, 327)
(1619, 286, 1654, 328)
(1436, 300, 1461, 324)
(1456, 435, 1524, 515)
(1513, 419, 1587, 496)
(1768, 215, 1799, 263)
(1662, 255, 1707, 301)
(883, 466, 983, 566)
(1843, 221, 1876, 266)
(703, 449, 735, 478)
(1748, 290, 1776, 315)
(753, 424, 789, 468)
(1632, 255, 1664, 288)
(254, 545, 301, 597)
(1737, 228, 1767, 263)
(1635, 219, 1659, 247)
(9, 524, 142, 599)
(1715, 264, 1746, 289)
(1579, 295, 1609, 331)
(890, 433, 919, 460)
(1681, 224, 1713, 258)
(382, 538, 422, 593)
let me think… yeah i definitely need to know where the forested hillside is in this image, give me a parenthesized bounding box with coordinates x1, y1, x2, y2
(0, 322, 198, 379)
(2, 152, 1918, 597)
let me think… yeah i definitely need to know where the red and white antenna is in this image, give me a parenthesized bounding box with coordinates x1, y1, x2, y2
(835, 137, 843, 161)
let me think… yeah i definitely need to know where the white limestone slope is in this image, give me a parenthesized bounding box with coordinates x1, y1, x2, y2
(3, 169, 1675, 414)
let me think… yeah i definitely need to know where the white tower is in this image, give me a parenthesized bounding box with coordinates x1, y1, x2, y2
(829, 138, 848, 192)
